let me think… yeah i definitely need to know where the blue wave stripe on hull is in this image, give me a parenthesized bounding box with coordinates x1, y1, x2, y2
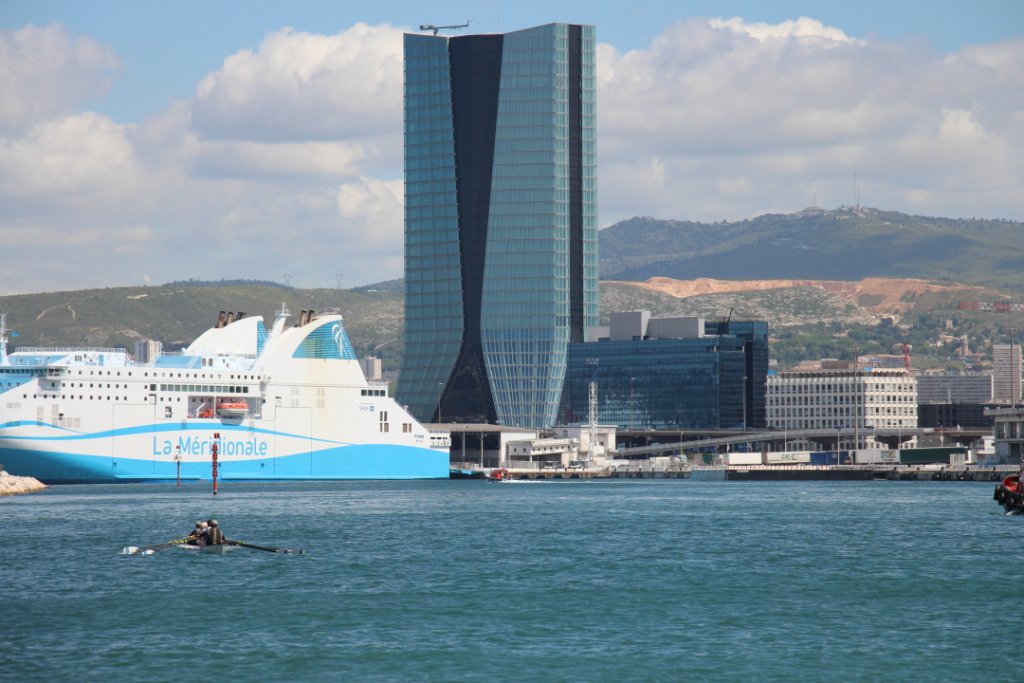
(3, 421, 347, 446)
(0, 444, 449, 483)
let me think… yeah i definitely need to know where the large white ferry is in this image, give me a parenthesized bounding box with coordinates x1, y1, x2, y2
(0, 306, 450, 483)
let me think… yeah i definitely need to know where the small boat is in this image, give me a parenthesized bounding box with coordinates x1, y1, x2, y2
(486, 467, 511, 482)
(994, 475, 1023, 514)
(176, 543, 238, 555)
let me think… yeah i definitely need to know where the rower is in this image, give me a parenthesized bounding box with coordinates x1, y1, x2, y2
(187, 520, 208, 546)
(206, 519, 224, 545)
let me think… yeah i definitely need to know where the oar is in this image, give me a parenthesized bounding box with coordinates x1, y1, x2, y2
(121, 535, 195, 555)
(225, 539, 304, 555)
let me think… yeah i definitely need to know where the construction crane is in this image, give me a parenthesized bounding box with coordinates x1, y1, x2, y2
(419, 21, 470, 36)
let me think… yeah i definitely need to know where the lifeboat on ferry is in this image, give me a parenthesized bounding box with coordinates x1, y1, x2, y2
(216, 400, 249, 417)
(486, 468, 510, 482)
(994, 474, 1024, 514)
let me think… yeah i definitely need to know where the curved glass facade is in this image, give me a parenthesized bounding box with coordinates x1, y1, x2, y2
(398, 24, 597, 429)
(400, 34, 465, 422)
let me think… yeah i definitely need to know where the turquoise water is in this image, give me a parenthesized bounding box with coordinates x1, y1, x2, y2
(0, 479, 1017, 682)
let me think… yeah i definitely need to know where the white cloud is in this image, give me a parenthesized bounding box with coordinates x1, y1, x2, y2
(0, 112, 140, 197)
(335, 176, 403, 247)
(191, 140, 371, 180)
(0, 24, 120, 131)
(597, 17, 1024, 224)
(0, 17, 1021, 294)
(192, 23, 404, 143)
(708, 16, 862, 45)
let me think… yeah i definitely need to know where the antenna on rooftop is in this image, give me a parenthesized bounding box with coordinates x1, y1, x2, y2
(419, 21, 470, 36)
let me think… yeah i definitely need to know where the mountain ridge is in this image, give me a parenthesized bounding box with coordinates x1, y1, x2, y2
(599, 206, 1024, 288)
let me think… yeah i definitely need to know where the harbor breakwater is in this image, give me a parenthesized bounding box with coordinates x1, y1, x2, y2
(0, 470, 47, 495)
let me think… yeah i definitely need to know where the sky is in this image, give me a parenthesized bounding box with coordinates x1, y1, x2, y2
(1, 0, 1022, 294)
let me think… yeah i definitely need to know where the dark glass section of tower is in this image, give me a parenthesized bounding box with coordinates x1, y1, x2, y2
(568, 24, 585, 343)
(439, 36, 504, 423)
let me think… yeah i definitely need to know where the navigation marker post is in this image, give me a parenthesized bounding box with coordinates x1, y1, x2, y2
(174, 445, 182, 487)
(212, 433, 219, 496)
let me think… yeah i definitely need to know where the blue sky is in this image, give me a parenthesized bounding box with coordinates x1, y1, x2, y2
(1, 1, 1022, 292)
(4, 1, 1021, 121)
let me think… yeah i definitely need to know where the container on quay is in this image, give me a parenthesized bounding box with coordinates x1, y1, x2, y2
(810, 451, 840, 466)
(899, 447, 968, 465)
(725, 452, 763, 466)
(766, 451, 812, 465)
(853, 449, 900, 465)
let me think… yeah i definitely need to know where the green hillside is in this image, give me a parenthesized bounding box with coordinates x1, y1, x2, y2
(6, 198, 1024, 374)
(4, 278, 1023, 373)
(599, 206, 1024, 288)
(0, 283, 404, 368)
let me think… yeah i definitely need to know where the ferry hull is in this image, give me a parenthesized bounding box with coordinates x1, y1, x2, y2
(0, 425, 449, 483)
(0, 444, 449, 483)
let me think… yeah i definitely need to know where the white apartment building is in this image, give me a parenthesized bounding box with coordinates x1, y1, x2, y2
(359, 356, 383, 383)
(992, 343, 1022, 405)
(134, 339, 163, 364)
(767, 367, 918, 449)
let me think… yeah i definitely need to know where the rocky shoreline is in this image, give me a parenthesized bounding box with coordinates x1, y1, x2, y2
(0, 470, 47, 495)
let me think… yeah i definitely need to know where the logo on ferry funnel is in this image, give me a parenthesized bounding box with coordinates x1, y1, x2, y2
(332, 323, 343, 354)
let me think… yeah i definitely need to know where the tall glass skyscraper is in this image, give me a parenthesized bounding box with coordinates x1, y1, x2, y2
(398, 23, 598, 428)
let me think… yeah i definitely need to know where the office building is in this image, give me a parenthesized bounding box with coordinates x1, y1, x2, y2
(767, 364, 917, 449)
(993, 343, 1022, 405)
(359, 356, 383, 383)
(134, 339, 162, 364)
(557, 313, 768, 430)
(398, 23, 598, 428)
(916, 373, 992, 404)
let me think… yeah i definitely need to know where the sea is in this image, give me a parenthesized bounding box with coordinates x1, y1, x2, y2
(0, 478, 1018, 682)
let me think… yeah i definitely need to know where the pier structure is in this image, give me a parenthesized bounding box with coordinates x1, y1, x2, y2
(612, 426, 988, 459)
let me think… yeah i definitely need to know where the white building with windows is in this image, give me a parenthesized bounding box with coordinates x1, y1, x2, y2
(993, 343, 1022, 405)
(134, 339, 162, 364)
(767, 365, 918, 449)
(359, 356, 383, 383)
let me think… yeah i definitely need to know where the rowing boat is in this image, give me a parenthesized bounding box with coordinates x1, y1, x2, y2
(175, 543, 237, 555)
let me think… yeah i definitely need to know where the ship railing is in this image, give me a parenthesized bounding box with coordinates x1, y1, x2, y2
(16, 346, 127, 354)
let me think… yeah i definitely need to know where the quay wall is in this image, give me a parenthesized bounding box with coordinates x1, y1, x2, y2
(499, 465, 1014, 482)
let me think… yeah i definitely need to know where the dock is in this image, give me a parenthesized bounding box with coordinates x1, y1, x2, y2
(458, 465, 1016, 482)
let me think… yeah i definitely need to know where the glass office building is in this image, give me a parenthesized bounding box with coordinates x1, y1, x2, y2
(399, 24, 598, 428)
(558, 320, 769, 430)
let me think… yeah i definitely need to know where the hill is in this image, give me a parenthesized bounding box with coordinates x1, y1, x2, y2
(599, 206, 1024, 288)
(0, 284, 404, 367)
(4, 276, 1024, 372)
